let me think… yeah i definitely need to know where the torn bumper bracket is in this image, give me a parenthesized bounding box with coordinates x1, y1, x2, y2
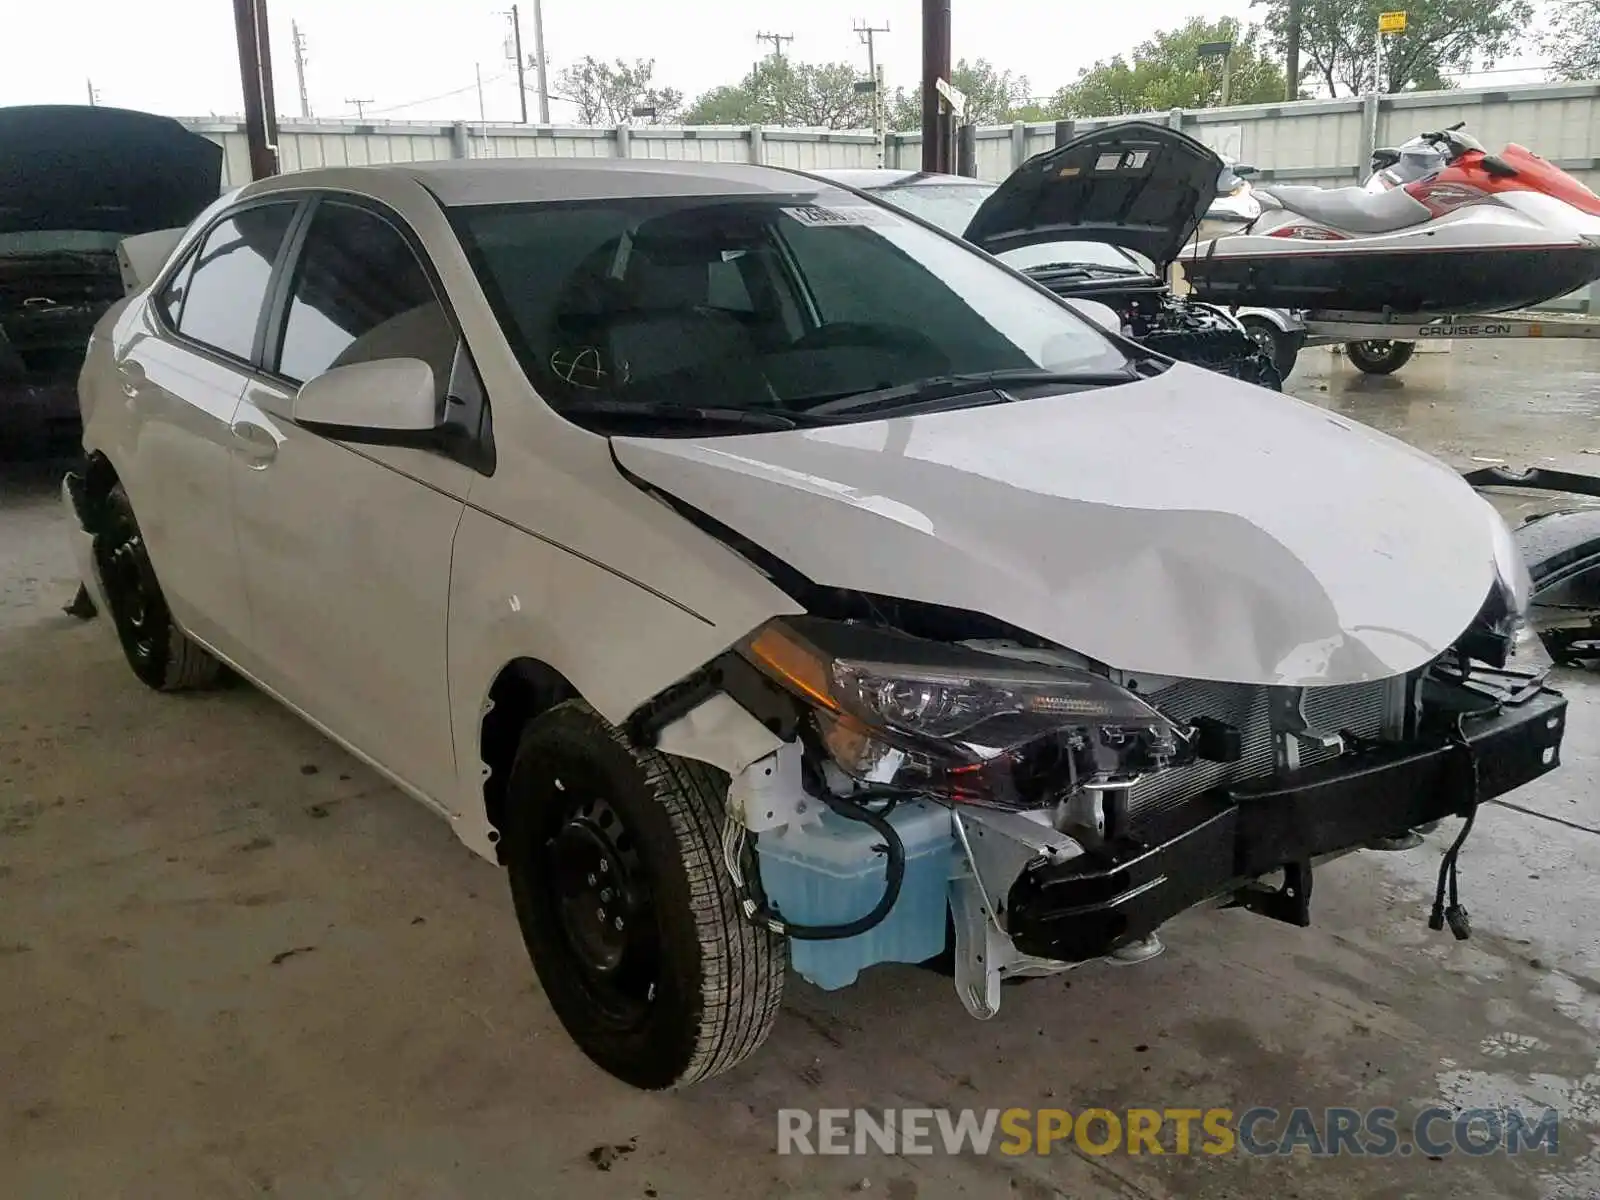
(1004, 688, 1566, 962)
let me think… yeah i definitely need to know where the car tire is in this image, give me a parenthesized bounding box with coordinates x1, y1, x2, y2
(1345, 340, 1415, 375)
(1239, 316, 1300, 380)
(93, 483, 224, 692)
(502, 699, 786, 1089)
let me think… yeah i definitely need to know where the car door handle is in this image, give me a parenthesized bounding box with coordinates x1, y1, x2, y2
(230, 419, 280, 467)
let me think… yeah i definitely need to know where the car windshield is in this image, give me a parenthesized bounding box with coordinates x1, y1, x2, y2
(874, 182, 1155, 275)
(449, 188, 1131, 433)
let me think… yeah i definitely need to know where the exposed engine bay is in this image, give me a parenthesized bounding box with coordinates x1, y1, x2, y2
(0, 248, 124, 413)
(626, 565, 1564, 1021)
(1040, 273, 1282, 390)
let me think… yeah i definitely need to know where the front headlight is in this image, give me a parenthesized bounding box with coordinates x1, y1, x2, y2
(741, 617, 1193, 810)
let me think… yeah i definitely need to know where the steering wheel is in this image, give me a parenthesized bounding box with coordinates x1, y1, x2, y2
(793, 321, 949, 363)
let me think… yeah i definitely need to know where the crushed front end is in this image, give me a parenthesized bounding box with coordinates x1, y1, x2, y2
(629, 579, 1565, 1020)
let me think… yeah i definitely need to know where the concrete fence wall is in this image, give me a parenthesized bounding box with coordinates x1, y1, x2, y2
(182, 78, 1600, 197)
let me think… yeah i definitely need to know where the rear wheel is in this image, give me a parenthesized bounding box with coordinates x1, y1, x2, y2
(502, 700, 785, 1089)
(1345, 339, 1415, 375)
(93, 483, 223, 692)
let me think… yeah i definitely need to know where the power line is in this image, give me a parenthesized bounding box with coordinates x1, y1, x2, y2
(344, 96, 373, 119)
(356, 75, 510, 118)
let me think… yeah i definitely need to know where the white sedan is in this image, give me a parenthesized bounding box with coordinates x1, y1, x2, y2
(64, 155, 1565, 1090)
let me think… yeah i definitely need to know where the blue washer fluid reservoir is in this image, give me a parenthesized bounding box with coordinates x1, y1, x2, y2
(753, 798, 957, 990)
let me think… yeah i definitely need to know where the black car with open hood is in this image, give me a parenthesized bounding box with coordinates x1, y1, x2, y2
(1, 105, 223, 452)
(962, 121, 1224, 272)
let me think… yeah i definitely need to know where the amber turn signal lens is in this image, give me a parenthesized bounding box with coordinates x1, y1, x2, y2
(745, 623, 839, 711)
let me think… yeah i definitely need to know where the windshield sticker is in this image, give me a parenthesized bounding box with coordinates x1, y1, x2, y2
(781, 205, 896, 228)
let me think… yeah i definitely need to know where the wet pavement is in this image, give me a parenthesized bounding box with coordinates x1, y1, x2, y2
(2, 339, 1599, 1199)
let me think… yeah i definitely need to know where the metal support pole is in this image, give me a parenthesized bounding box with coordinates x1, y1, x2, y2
(232, 0, 279, 179)
(920, 0, 950, 172)
(956, 123, 977, 177)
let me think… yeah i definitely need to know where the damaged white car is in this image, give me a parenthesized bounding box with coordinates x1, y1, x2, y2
(63, 156, 1566, 1090)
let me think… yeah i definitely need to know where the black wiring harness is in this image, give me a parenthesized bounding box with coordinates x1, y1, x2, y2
(738, 756, 913, 942)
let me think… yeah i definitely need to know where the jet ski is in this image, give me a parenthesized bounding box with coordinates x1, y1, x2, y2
(1198, 160, 1263, 239)
(1182, 127, 1600, 314)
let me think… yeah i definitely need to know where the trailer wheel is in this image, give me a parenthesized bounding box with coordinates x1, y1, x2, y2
(501, 700, 786, 1089)
(1239, 316, 1300, 380)
(1345, 340, 1415, 375)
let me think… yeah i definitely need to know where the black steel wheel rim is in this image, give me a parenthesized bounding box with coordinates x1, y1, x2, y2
(104, 525, 159, 664)
(545, 776, 659, 1024)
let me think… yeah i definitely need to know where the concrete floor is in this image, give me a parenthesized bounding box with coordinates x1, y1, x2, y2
(3, 341, 1600, 1199)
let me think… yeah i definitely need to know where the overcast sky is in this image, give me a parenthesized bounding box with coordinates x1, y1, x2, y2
(1, 0, 1553, 124)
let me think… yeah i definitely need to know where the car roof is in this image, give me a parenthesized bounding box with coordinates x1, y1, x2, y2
(233, 157, 838, 208)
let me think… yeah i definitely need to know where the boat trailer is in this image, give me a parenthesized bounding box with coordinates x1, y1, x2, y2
(1233, 307, 1600, 376)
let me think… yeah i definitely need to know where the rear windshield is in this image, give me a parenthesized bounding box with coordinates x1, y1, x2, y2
(448, 188, 1128, 432)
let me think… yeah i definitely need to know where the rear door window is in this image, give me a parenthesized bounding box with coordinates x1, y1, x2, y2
(176, 203, 298, 362)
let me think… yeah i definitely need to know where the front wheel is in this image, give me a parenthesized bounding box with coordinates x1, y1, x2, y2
(502, 700, 786, 1089)
(1345, 339, 1415, 375)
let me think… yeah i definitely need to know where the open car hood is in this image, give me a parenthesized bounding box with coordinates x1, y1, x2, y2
(612, 364, 1508, 687)
(962, 122, 1223, 270)
(0, 105, 223, 238)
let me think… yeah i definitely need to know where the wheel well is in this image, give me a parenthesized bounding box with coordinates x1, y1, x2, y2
(480, 658, 579, 860)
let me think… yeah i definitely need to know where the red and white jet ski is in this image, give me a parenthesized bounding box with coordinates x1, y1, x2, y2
(1183, 127, 1600, 314)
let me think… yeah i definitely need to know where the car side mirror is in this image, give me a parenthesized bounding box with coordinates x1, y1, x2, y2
(1231, 163, 1258, 178)
(292, 358, 440, 441)
(1061, 298, 1124, 335)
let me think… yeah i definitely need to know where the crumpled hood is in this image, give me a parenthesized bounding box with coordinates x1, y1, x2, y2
(612, 364, 1508, 687)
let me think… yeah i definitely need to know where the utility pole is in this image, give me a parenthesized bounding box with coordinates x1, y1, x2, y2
(1285, 0, 1302, 99)
(507, 6, 529, 123)
(345, 97, 373, 119)
(920, 0, 951, 172)
(291, 20, 311, 118)
(85, 78, 100, 106)
(855, 19, 890, 166)
(529, 0, 550, 123)
(756, 31, 794, 60)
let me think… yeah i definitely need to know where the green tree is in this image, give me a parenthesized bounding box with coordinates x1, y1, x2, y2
(887, 58, 1034, 130)
(1538, 0, 1600, 80)
(1051, 17, 1290, 117)
(1253, 0, 1533, 96)
(684, 58, 871, 128)
(555, 57, 684, 125)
